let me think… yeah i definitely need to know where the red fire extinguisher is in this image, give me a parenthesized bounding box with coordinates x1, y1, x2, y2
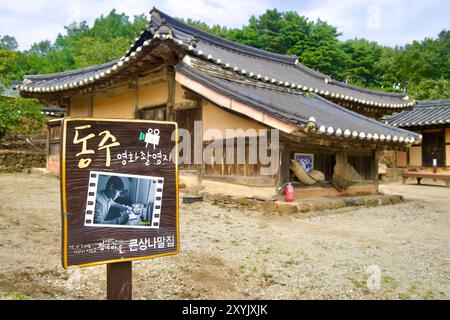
(285, 183, 294, 202)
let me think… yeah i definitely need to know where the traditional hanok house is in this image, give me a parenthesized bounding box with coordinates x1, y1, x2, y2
(385, 99, 450, 171)
(16, 8, 419, 199)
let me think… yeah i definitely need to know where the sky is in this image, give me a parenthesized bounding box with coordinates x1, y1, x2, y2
(0, 0, 448, 51)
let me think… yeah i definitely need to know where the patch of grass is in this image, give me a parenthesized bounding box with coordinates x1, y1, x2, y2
(399, 282, 419, 299)
(178, 266, 191, 273)
(11, 292, 27, 300)
(296, 287, 309, 297)
(257, 246, 273, 255)
(260, 271, 276, 285)
(297, 249, 311, 262)
(423, 290, 434, 299)
(350, 277, 367, 291)
(399, 293, 411, 300)
(282, 257, 299, 267)
(382, 275, 399, 289)
(0, 289, 27, 300)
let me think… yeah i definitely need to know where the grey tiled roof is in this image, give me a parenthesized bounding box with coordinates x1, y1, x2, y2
(20, 60, 118, 93)
(384, 99, 450, 128)
(178, 59, 419, 143)
(153, 9, 412, 110)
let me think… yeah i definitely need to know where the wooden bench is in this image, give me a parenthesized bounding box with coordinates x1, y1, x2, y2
(402, 171, 450, 187)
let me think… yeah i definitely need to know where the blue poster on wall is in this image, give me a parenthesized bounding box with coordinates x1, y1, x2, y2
(294, 153, 314, 173)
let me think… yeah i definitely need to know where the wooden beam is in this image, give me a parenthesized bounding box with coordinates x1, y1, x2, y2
(174, 100, 199, 111)
(182, 88, 203, 102)
(166, 66, 175, 121)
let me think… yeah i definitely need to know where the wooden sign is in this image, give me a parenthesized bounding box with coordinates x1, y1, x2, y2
(60, 118, 179, 268)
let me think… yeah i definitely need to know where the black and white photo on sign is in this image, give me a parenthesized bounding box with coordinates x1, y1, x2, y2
(84, 171, 164, 229)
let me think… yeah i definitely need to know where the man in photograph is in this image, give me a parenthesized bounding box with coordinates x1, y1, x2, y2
(94, 176, 132, 225)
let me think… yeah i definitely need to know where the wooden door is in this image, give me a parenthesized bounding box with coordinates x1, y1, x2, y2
(422, 130, 445, 166)
(176, 107, 201, 169)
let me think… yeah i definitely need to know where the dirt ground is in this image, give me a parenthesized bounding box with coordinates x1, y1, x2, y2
(0, 173, 448, 300)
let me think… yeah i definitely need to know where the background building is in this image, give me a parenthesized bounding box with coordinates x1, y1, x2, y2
(385, 99, 450, 171)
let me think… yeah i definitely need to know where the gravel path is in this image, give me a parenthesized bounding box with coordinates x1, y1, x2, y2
(0, 173, 448, 300)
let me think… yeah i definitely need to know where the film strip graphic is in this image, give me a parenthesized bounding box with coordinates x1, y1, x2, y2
(151, 178, 164, 229)
(84, 171, 164, 229)
(84, 172, 100, 226)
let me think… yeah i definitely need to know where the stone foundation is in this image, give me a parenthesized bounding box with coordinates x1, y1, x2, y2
(0, 150, 46, 172)
(191, 190, 404, 216)
(0, 132, 47, 173)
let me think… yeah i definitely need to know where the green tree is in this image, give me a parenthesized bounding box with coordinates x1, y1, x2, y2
(1, 10, 148, 82)
(179, 18, 231, 38)
(0, 49, 18, 78)
(217, 10, 348, 79)
(297, 19, 347, 80)
(0, 97, 44, 139)
(0, 35, 18, 51)
(392, 30, 449, 85)
(408, 79, 450, 100)
(341, 39, 385, 87)
(29, 40, 52, 56)
(56, 10, 148, 68)
(227, 10, 311, 55)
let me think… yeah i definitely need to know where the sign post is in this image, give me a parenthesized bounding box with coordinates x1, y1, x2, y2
(60, 118, 179, 299)
(107, 261, 132, 300)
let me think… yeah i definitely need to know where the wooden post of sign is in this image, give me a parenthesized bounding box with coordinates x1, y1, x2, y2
(107, 261, 132, 300)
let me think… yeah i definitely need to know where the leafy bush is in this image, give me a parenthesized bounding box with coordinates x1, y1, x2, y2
(0, 96, 45, 139)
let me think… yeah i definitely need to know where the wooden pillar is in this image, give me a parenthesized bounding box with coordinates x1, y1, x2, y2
(67, 99, 71, 116)
(373, 149, 380, 193)
(46, 121, 51, 160)
(275, 142, 285, 189)
(195, 101, 204, 183)
(166, 66, 175, 121)
(276, 142, 291, 192)
(107, 261, 132, 300)
(199, 100, 205, 183)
